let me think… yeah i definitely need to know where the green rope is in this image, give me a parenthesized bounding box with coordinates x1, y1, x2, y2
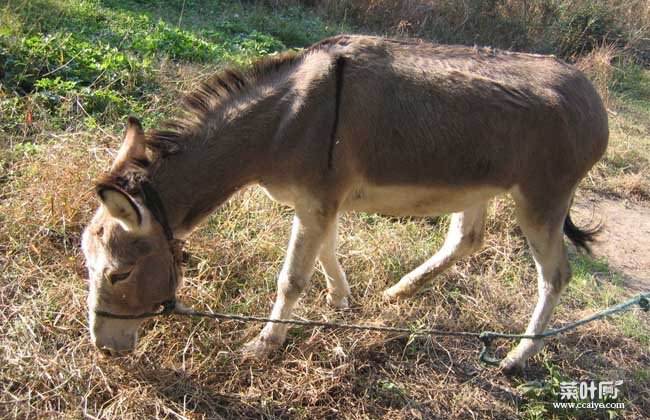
(97, 292, 649, 366)
(478, 292, 650, 365)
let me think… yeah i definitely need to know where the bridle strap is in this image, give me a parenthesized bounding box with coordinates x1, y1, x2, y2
(95, 300, 177, 320)
(140, 182, 186, 263)
(95, 181, 182, 320)
(140, 181, 175, 241)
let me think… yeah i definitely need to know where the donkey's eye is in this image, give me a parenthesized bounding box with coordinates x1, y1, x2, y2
(109, 271, 132, 284)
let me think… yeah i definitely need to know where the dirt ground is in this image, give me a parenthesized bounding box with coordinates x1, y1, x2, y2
(574, 193, 650, 291)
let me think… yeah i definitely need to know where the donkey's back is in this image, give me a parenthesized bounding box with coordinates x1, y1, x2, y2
(312, 36, 609, 197)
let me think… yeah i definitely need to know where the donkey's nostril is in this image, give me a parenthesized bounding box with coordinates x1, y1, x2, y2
(99, 346, 133, 357)
(115, 347, 133, 356)
(99, 347, 115, 357)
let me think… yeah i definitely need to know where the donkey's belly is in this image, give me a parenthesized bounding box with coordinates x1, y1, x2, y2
(341, 184, 506, 216)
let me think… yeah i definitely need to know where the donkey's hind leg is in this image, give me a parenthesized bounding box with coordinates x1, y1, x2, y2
(384, 203, 487, 300)
(500, 192, 572, 373)
(318, 218, 350, 308)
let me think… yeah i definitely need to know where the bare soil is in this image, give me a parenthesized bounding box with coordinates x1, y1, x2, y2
(574, 193, 650, 291)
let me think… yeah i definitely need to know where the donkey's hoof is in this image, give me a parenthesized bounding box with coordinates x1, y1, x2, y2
(499, 356, 526, 375)
(383, 285, 413, 302)
(241, 336, 280, 358)
(327, 293, 350, 309)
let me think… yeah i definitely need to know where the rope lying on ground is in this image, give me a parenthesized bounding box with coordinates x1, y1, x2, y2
(96, 292, 649, 366)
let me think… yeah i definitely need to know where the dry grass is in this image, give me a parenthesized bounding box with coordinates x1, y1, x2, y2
(575, 42, 622, 109)
(299, 0, 650, 60)
(582, 77, 650, 200)
(2, 1, 650, 418)
(1, 122, 649, 418)
(562, 40, 650, 201)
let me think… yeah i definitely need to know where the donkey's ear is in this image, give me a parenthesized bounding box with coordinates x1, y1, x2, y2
(96, 184, 146, 233)
(112, 116, 147, 169)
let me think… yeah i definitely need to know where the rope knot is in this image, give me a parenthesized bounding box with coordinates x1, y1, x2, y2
(161, 300, 177, 315)
(639, 296, 649, 312)
(478, 332, 500, 366)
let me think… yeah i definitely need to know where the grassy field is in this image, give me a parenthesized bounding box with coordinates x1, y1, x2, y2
(1, 0, 649, 418)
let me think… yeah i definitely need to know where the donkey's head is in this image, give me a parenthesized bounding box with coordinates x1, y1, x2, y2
(82, 117, 182, 355)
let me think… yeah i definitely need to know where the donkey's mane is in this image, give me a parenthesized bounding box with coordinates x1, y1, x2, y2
(98, 37, 350, 193)
(145, 49, 306, 159)
(143, 35, 361, 161)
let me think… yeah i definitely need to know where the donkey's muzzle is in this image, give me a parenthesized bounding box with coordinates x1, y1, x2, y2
(94, 335, 136, 356)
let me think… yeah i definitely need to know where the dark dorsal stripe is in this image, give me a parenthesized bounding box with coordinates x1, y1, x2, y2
(327, 55, 346, 170)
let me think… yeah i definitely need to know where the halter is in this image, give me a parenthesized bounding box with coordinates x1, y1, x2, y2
(94, 181, 183, 320)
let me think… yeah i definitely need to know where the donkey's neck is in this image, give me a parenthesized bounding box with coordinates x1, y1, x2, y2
(150, 86, 289, 236)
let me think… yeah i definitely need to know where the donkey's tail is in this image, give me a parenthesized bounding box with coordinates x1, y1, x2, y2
(563, 211, 601, 254)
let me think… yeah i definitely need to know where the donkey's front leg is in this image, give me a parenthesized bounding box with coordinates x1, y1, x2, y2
(318, 218, 350, 309)
(243, 208, 332, 357)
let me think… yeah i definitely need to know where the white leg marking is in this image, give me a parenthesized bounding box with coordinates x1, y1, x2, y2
(501, 204, 571, 372)
(384, 203, 487, 300)
(243, 208, 331, 357)
(318, 217, 350, 308)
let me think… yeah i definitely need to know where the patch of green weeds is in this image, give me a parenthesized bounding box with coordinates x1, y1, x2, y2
(616, 312, 650, 345)
(568, 254, 624, 303)
(567, 253, 648, 346)
(519, 361, 626, 419)
(632, 367, 649, 383)
(1, 0, 339, 132)
(374, 378, 410, 408)
(551, 1, 620, 57)
(11, 141, 41, 157)
(613, 66, 650, 116)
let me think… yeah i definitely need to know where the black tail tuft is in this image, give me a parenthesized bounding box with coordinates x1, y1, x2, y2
(564, 213, 600, 254)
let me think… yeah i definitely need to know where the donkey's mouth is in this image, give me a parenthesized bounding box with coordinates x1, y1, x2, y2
(94, 335, 137, 356)
(90, 311, 141, 356)
(98, 346, 133, 357)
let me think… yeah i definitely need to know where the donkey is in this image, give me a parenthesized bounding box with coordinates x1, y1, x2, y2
(81, 35, 608, 372)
